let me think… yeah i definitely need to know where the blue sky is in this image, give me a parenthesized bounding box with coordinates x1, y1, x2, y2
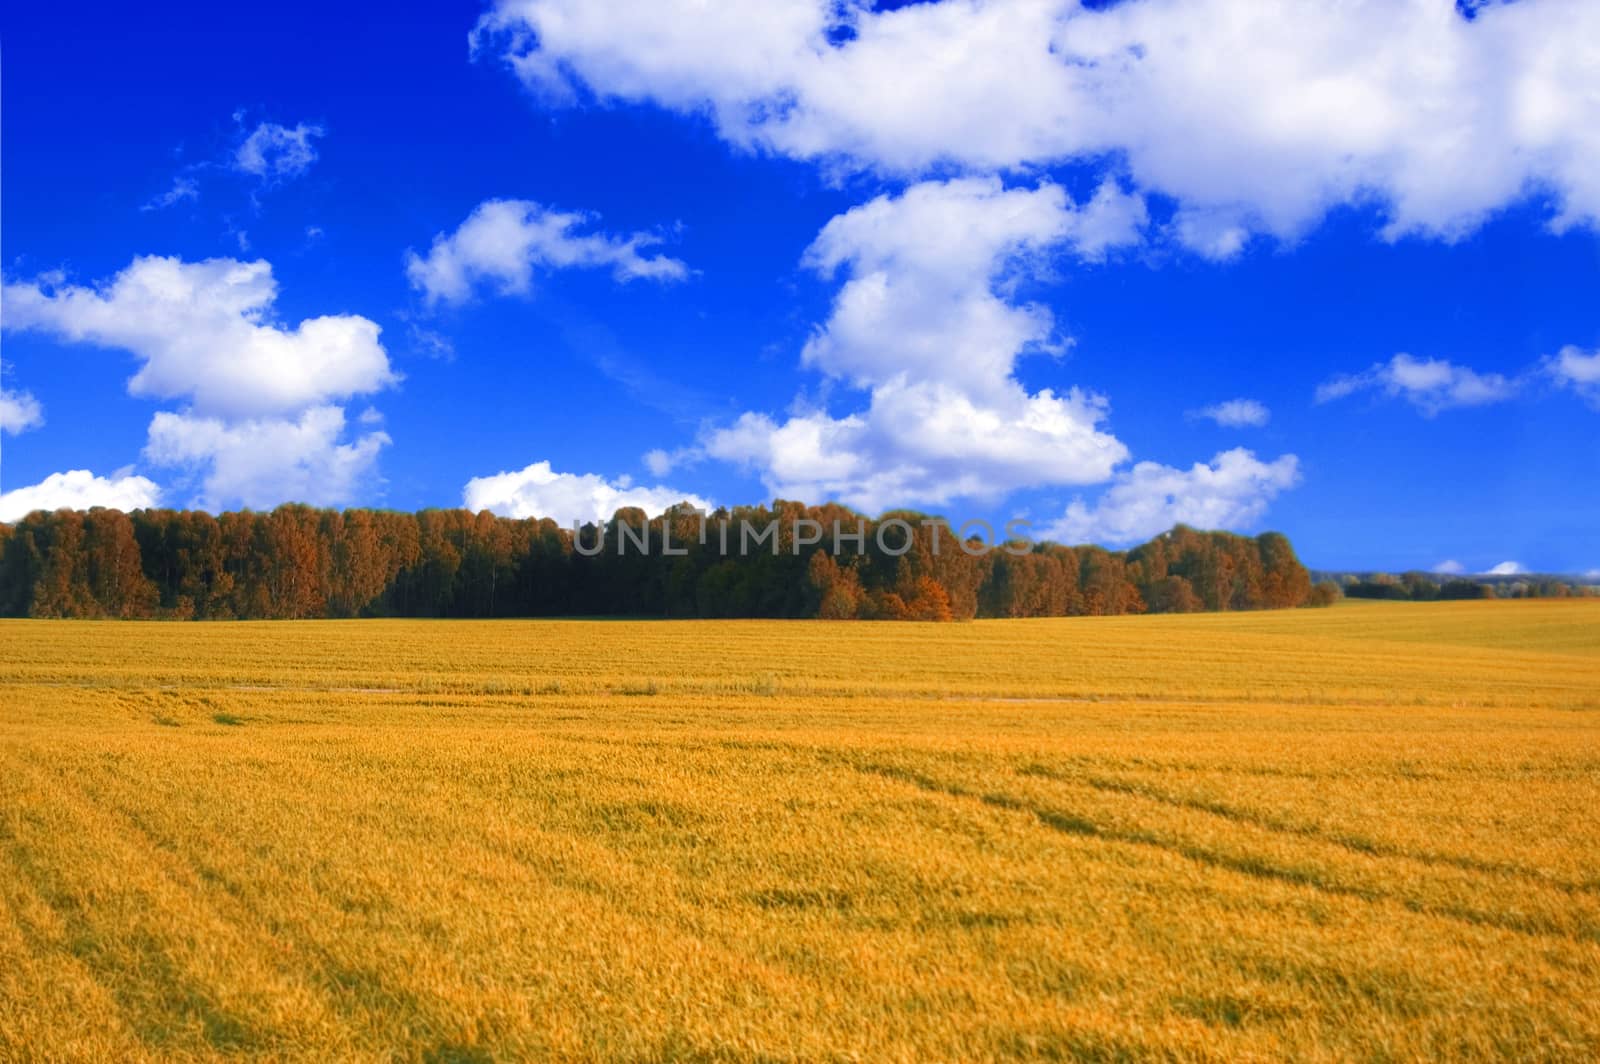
(2, 0, 1598, 575)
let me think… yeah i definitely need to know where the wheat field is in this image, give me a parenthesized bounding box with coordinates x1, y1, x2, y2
(2, 600, 1598, 1062)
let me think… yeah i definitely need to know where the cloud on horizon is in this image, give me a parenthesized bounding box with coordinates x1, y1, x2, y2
(0, 469, 161, 523)
(463, 460, 710, 526)
(1043, 448, 1301, 546)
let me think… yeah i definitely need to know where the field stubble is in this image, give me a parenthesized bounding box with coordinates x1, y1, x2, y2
(1, 600, 1598, 1061)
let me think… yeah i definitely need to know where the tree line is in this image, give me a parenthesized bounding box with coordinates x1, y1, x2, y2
(0, 503, 1334, 621)
(1338, 571, 1596, 602)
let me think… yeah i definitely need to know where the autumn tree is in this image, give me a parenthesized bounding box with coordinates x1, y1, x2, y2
(1146, 574, 1204, 613)
(83, 509, 157, 618)
(28, 511, 94, 618)
(903, 575, 954, 622)
(1305, 581, 1342, 607)
(807, 551, 863, 620)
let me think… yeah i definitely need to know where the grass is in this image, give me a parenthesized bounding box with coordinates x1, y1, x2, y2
(1, 599, 1597, 1061)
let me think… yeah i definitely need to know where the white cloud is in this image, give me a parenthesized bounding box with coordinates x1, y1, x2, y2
(1, 388, 44, 435)
(1485, 561, 1527, 576)
(142, 175, 200, 212)
(1168, 207, 1253, 261)
(406, 199, 689, 306)
(700, 178, 1137, 511)
(705, 381, 1127, 513)
(144, 406, 388, 510)
(2, 256, 397, 418)
(1316, 354, 1517, 415)
(234, 121, 325, 181)
(1585, 569, 1600, 581)
(0, 469, 160, 522)
(1042, 448, 1301, 546)
(1192, 398, 1270, 428)
(642, 448, 674, 477)
(4, 256, 401, 511)
(1547, 345, 1600, 406)
(1432, 560, 1466, 575)
(477, 0, 1600, 246)
(143, 115, 321, 210)
(798, 177, 1143, 396)
(462, 460, 710, 525)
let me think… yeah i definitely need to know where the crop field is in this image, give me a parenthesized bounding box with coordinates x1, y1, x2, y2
(2, 600, 1599, 1062)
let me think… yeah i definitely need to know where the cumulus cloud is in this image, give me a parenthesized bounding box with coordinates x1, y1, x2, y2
(144, 406, 388, 511)
(700, 178, 1138, 511)
(2, 256, 396, 418)
(3, 257, 396, 419)
(1484, 561, 1527, 576)
(4, 256, 400, 510)
(1191, 398, 1270, 428)
(234, 121, 325, 181)
(1547, 345, 1600, 406)
(0, 469, 160, 522)
(1042, 448, 1301, 546)
(476, 0, 1600, 247)
(1432, 560, 1466, 575)
(798, 177, 1144, 396)
(705, 382, 1127, 513)
(1, 388, 44, 435)
(1316, 354, 1517, 415)
(462, 460, 711, 525)
(406, 199, 689, 305)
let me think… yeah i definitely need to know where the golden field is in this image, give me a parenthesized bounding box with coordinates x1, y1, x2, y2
(2, 600, 1598, 1062)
